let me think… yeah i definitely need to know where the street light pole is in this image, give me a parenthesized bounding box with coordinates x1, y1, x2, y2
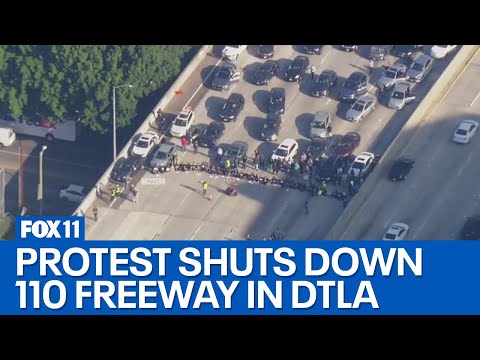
(112, 84, 134, 163)
(37, 145, 47, 216)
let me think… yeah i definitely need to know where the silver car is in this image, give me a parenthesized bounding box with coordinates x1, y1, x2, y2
(150, 143, 176, 170)
(345, 95, 376, 122)
(388, 82, 416, 110)
(310, 111, 331, 139)
(377, 63, 408, 90)
(406, 54, 434, 82)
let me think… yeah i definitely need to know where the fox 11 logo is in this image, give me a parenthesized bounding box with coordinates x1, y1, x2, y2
(16, 217, 85, 240)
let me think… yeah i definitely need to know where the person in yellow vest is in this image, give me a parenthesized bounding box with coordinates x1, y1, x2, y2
(202, 181, 208, 196)
(225, 159, 231, 169)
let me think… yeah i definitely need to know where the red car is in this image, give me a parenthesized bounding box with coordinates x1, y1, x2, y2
(334, 132, 361, 156)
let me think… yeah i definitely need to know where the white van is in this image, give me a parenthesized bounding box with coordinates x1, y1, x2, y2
(0, 127, 16, 147)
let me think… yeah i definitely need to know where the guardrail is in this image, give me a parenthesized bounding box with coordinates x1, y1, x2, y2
(73, 45, 213, 217)
(326, 45, 480, 240)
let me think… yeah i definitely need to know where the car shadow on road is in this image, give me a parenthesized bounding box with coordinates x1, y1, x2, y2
(180, 184, 203, 195)
(275, 57, 293, 77)
(201, 65, 217, 88)
(296, 138, 313, 154)
(246, 45, 260, 58)
(244, 116, 264, 140)
(356, 45, 372, 61)
(205, 96, 225, 121)
(335, 102, 352, 122)
(252, 89, 271, 114)
(299, 76, 316, 97)
(257, 141, 278, 159)
(295, 113, 314, 139)
(292, 45, 306, 54)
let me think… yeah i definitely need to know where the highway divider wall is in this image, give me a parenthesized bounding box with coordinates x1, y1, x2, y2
(326, 45, 480, 240)
(73, 45, 213, 217)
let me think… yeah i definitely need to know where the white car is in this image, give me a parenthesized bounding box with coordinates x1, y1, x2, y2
(169, 109, 195, 138)
(453, 120, 479, 144)
(131, 132, 159, 157)
(59, 184, 88, 203)
(430, 45, 457, 59)
(222, 45, 248, 60)
(348, 152, 375, 178)
(383, 223, 409, 240)
(271, 138, 299, 162)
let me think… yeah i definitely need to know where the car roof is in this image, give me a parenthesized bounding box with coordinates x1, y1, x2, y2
(324, 154, 342, 165)
(228, 93, 244, 102)
(412, 53, 432, 64)
(66, 184, 85, 192)
(157, 143, 175, 152)
(393, 82, 410, 92)
(271, 87, 285, 95)
(389, 223, 409, 231)
(279, 138, 297, 148)
(348, 72, 366, 82)
(320, 69, 336, 77)
(177, 109, 193, 119)
(314, 111, 329, 122)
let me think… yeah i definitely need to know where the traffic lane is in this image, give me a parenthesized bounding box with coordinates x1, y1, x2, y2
(338, 58, 480, 240)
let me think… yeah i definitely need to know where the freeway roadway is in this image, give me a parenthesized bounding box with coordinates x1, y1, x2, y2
(338, 48, 480, 240)
(84, 45, 453, 240)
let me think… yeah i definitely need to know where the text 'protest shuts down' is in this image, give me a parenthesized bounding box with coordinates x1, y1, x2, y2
(15, 246, 422, 311)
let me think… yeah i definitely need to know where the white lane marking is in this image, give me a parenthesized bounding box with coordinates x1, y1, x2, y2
(326, 99, 331, 104)
(184, 58, 222, 109)
(470, 89, 480, 107)
(0, 148, 102, 170)
(320, 49, 331, 65)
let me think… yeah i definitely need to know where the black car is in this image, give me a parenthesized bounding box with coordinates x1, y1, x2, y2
(312, 69, 337, 97)
(306, 143, 326, 164)
(211, 63, 240, 91)
(339, 72, 368, 102)
(316, 155, 343, 181)
(388, 158, 415, 181)
(461, 216, 480, 240)
(341, 45, 358, 52)
(392, 45, 424, 58)
(252, 60, 279, 85)
(198, 122, 225, 148)
(261, 113, 282, 141)
(185, 124, 208, 144)
(219, 93, 245, 122)
(258, 45, 274, 59)
(222, 141, 249, 167)
(110, 156, 144, 183)
(304, 45, 323, 55)
(334, 132, 361, 157)
(268, 88, 286, 114)
(285, 55, 309, 82)
(369, 45, 393, 60)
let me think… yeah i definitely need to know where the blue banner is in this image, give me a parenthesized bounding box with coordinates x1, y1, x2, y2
(1, 225, 480, 314)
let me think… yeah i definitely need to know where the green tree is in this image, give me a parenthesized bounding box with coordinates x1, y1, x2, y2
(0, 45, 194, 133)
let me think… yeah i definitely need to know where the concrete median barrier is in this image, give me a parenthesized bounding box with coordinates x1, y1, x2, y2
(326, 45, 480, 240)
(73, 45, 213, 217)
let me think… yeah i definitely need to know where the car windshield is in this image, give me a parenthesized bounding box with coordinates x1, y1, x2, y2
(118, 163, 131, 171)
(155, 151, 168, 160)
(290, 62, 301, 70)
(384, 233, 396, 240)
(275, 148, 289, 157)
(338, 141, 350, 148)
(391, 91, 405, 99)
(371, 46, 382, 53)
(265, 120, 278, 129)
(412, 63, 424, 71)
(227, 102, 238, 109)
(385, 70, 396, 79)
(226, 148, 240, 157)
(352, 103, 365, 111)
(456, 129, 468, 136)
(205, 128, 217, 137)
(344, 80, 357, 90)
(218, 70, 230, 79)
(136, 140, 149, 148)
(352, 162, 364, 170)
(174, 119, 187, 127)
(271, 96, 283, 103)
(317, 75, 330, 84)
(312, 121, 325, 129)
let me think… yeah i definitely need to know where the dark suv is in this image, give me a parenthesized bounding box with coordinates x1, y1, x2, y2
(339, 72, 368, 102)
(316, 155, 343, 181)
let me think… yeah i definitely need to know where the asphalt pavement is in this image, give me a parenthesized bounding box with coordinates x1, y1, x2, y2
(337, 48, 480, 240)
(84, 45, 453, 240)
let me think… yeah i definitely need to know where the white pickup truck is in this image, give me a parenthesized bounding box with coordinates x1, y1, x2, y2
(221, 45, 248, 60)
